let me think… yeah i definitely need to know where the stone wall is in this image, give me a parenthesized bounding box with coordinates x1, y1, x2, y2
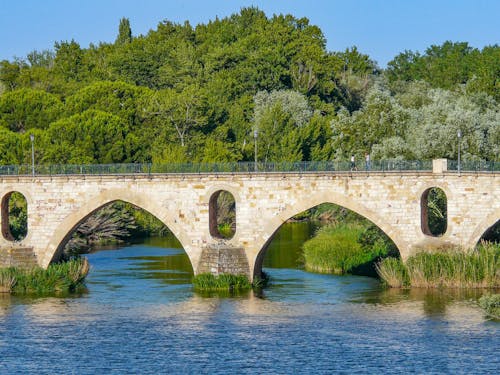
(0, 247, 37, 269)
(197, 243, 250, 278)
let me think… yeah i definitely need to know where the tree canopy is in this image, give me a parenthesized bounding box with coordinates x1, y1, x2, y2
(0, 9, 498, 166)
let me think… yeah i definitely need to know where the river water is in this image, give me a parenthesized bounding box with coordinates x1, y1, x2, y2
(0, 223, 498, 374)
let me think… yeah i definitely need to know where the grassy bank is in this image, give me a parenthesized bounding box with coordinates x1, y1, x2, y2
(0, 258, 89, 295)
(302, 223, 395, 275)
(376, 242, 499, 288)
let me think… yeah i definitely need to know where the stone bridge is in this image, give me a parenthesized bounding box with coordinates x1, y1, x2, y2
(0, 160, 498, 280)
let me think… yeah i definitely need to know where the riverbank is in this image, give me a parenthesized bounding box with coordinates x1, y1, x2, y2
(0, 257, 89, 295)
(376, 242, 499, 288)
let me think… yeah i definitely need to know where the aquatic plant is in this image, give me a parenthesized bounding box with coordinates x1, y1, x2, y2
(375, 257, 409, 288)
(376, 242, 499, 288)
(0, 269, 16, 293)
(0, 257, 89, 295)
(192, 273, 252, 292)
(478, 294, 500, 319)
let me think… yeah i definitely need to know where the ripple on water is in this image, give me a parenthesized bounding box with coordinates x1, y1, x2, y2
(0, 241, 498, 374)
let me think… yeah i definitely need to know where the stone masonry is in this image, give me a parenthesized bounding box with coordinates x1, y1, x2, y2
(0, 162, 498, 280)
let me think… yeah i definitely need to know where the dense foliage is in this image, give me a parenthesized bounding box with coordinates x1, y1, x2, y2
(1, 8, 497, 166)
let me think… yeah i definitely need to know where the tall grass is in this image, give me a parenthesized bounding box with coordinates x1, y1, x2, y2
(302, 223, 390, 275)
(376, 242, 499, 288)
(192, 273, 252, 292)
(0, 257, 89, 295)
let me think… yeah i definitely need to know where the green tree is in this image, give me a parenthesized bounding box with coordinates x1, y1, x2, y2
(42, 110, 129, 164)
(0, 88, 63, 132)
(115, 18, 132, 45)
(253, 90, 312, 162)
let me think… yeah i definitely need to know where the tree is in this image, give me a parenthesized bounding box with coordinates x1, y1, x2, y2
(0, 128, 24, 164)
(0, 59, 28, 91)
(253, 90, 312, 162)
(65, 80, 148, 127)
(42, 110, 130, 164)
(53, 40, 86, 81)
(143, 85, 207, 148)
(115, 18, 132, 45)
(0, 88, 63, 132)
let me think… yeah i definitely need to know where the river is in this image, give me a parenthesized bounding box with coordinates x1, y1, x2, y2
(0, 222, 498, 374)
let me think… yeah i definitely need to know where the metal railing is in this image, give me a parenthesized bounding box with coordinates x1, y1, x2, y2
(0, 160, 435, 176)
(448, 160, 500, 173)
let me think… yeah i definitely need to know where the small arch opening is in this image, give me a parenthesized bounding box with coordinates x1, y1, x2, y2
(1, 191, 28, 241)
(421, 187, 447, 237)
(209, 190, 236, 239)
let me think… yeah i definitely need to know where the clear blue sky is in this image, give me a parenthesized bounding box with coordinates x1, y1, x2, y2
(1, 0, 499, 67)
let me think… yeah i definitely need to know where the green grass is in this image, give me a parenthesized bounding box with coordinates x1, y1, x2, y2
(0, 257, 89, 295)
(302, 223, 391, 275)
(478, 294, 500, 319)
(376, 242, 499, 288)
(192, 273, 252, 292)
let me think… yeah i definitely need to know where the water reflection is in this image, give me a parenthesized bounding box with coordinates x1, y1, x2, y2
(263, 221, 319, 269)
(0, 224, 498, 374)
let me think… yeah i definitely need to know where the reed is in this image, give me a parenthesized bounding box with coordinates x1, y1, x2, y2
(192, 273, 252, 292)
(0, 269, 16, 293)
(376, 242, 499, 288)
(0, 257, 89, 295)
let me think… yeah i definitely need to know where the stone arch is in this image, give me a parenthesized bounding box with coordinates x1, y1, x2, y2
(420, 187, 447, 237)
(468, 208, 500, 248)
(250, 191, 409, 279)
(1, 190, 29, 241)
(39, 189, 193, 269)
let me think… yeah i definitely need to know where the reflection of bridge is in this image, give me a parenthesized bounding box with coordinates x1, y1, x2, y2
(0, 159, 498, 280)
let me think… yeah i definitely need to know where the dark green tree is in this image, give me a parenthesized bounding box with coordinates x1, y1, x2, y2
(116, 18, 133, 45)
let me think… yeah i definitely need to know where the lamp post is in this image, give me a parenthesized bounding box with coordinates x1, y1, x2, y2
(30, 133, 35, 176)
(457, 129, 461, 176)
(253, 129, 258, 172)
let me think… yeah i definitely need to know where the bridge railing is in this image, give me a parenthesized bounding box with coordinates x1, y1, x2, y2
(447, 160, 500, 172)
(0, 159, 497, 176)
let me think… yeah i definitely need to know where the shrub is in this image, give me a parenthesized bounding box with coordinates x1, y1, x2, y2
(478, 294, 500, 319)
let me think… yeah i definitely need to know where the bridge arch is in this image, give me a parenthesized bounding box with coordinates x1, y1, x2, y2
(468, 207, 500, 248)
(250, 191, 409, 278)
(40, 188, 194, 269)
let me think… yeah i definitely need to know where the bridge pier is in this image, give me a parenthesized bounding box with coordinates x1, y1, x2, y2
(196, 243, 250, 279)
